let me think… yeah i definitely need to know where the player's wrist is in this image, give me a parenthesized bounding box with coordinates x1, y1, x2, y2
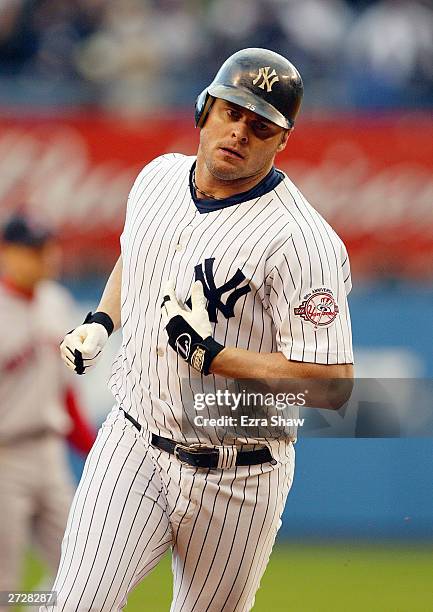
(191, 336, 225, 375)
(83, 311, 114, 337)
(207, 345, 228, 374)
(165, 315, 224, 375)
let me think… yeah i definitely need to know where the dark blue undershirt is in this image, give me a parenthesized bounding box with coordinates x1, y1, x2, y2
(189, 161, 284, 213)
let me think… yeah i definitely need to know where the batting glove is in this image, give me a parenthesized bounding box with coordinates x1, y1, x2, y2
(60, 312, 114, 375)
(161, 280, 224, 375)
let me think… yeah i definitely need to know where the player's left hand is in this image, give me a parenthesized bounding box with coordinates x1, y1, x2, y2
(161, 280, 224, 375)
(60, 312, 113, 375)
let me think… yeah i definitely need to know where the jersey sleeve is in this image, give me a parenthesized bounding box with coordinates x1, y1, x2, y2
(268, 227, 354, 365)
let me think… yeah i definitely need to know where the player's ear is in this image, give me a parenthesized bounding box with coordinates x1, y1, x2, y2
(276, 129, 290, 153)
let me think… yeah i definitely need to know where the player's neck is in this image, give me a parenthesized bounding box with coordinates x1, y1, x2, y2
(194, 160, 273, 200)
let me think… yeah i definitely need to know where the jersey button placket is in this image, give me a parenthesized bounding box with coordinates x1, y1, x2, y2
(174, 218, 194, 254)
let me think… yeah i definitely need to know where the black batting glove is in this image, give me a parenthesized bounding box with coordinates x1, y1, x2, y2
(161, 280, 224, 375)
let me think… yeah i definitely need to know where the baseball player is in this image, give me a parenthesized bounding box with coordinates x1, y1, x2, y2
(0, 214, 96, 604)
(51, 48, 353, 612)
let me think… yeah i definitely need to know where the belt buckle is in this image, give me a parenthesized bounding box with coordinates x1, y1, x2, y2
(173, 443, 190, 464)
(173, 443, 215, 466)
(187, 443, 215, 452)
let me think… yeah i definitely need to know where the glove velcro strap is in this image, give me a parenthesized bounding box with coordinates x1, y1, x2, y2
(165, 316, 224, 375)
(83, 311, 114, 337)
(191, 337, 224, 375)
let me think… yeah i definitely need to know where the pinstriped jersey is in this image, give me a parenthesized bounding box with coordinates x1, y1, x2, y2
(109, 153, 353, 449)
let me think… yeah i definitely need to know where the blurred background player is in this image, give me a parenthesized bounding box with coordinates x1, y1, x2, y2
(0, 214, 96, 602)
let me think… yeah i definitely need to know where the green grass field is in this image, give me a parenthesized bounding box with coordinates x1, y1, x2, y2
(22, 543, 433, 612)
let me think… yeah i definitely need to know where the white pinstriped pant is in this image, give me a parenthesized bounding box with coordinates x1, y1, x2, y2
(42, 409, 295, 612)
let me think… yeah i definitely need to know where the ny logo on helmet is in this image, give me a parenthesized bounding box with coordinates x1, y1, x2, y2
(186, 258, 251, 323)
(252, 67, 279, 92)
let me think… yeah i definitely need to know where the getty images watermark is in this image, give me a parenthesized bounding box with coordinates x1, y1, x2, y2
(180, 379, 433, 439)
(193, 389, 306, 428)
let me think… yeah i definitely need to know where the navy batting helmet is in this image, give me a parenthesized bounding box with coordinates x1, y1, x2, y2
(195, 48, 303, 129)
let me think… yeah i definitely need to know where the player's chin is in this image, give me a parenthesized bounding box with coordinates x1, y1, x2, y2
(214, 168, 247, 182)
(210, 158, 249, 181)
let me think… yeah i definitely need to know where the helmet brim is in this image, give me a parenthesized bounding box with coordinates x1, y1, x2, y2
(208, 84, 291, 129)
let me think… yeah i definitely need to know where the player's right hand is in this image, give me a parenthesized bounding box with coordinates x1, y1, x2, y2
(60, 311, 114, 375)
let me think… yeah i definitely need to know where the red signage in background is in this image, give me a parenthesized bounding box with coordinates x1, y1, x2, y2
(0, 112, 431, 280)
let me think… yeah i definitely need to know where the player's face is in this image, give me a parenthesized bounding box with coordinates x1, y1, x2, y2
(0, 241, 60, 289)
(198, 99, 289, 184)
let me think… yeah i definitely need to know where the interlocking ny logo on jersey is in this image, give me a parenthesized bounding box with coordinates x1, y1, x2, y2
(252, 67, 279, 92)
(186, 258, 251, 323)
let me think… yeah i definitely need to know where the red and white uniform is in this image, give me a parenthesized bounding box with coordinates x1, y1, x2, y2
(0, 278, 93, 599)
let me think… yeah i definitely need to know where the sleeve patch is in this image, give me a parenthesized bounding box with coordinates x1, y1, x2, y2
(294, 288, 339, 329)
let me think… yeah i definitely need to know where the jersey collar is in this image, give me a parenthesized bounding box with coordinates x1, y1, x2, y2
(189, 161, 284, 213)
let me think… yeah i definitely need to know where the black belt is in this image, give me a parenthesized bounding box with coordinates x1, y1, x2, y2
(122, 410, 142, 431)
(122, 410, 275, 468)
(151, 433, 275, 469)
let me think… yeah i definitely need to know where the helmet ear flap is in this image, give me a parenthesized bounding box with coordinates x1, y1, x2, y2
(194, 90, 215, 128)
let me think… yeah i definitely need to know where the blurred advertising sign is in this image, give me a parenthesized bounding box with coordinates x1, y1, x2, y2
(0, 113, 431, 279)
